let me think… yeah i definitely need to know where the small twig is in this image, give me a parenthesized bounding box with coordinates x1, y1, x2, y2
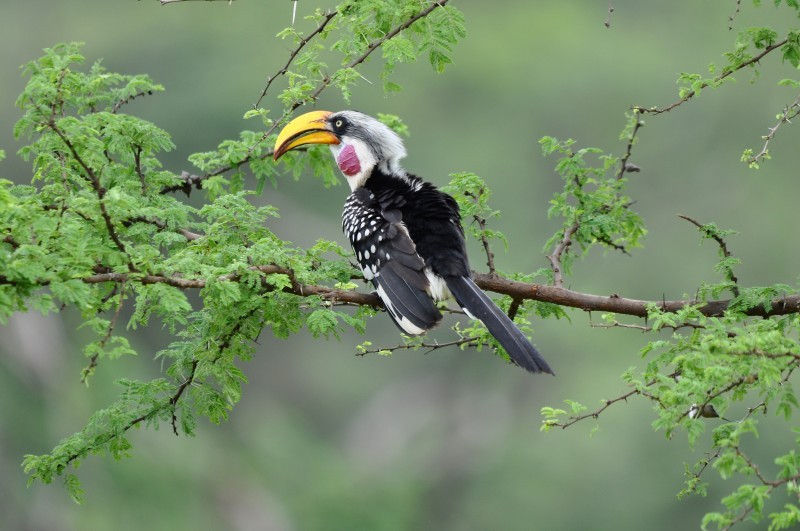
(555, 388, 642, 429)
(547, 223, 579, 287)
(604, 4, 614, 29)
(132, 145, 147, 194)
(122, 215, 202, 241)
(590, 318, 706, 333)
(507, 298, 522, 320)
(616, 113, 643, 181)
(254, 9, 338, 109)
(464, 189, 497, 275)
(357, 336, 478, 356)
(594, 233, 631, 256)
(81, 282, 127, 383)
(636, 38, 789, 115)
(475, 214, 495, 274)
(678, 214, 740, 297)
(745, 92, 800, 167)
(728, 0, 742, 31)
(111, 90, 154, 114)
(169, 359, 198, 435)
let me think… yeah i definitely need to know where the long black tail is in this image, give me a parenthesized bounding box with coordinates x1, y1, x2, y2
(444, 275, 554, 375)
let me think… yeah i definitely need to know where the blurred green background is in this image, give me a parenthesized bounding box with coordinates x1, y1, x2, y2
(2, 1, 800, 529)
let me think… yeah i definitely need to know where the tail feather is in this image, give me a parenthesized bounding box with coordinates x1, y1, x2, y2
(444, 275, 554, 375)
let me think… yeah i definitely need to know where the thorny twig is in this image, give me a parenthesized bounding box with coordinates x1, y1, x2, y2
(636, 38, 789, 115)
(357, 336, 478, 356)
(728, 0, 742, 31)
(678, 214, 740, 297)
(254, 10, 338, 109)
(464, 189, 497, 275)
(616, 113, 643, 181)
(745, 92, 800, 167)
(80, 282, 127, 384)
(547, 223, 579, 288)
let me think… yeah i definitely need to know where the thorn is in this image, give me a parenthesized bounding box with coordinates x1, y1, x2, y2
(604, 3, 614, 28)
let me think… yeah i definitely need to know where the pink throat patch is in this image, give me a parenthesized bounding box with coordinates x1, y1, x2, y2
(337, 144, 361, 176)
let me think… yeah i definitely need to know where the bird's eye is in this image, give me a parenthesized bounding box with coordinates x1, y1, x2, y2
(334, 119, 344, 129)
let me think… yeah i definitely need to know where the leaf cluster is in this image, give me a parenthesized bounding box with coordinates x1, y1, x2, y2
(540, 128, 646, 280)
(275, 0, 464, 103)
(4, 43, 367, 491)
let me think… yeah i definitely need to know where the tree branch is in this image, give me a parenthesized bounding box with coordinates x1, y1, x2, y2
(72, 267, 800, 319)
(80, 282, 127, 383)
(464, 189, 497, 275)
(155, 0, 236, 4)
(357, 336, 478, 356)
(636, 38, 789, 115)
(744, 91, 800, 167)
(546, 223, 579, 287)
(253, 10, 338, 109)
(678, 214, 740, 297)
(47, 120, 137, 271)
(616, 113, 643, 181)
(111, 89, 155, 114)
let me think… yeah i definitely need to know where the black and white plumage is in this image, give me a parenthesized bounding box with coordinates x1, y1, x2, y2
(274, 110, 553, 374)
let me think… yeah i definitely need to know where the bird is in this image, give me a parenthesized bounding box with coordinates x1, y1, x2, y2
(273, 110, 553, 375)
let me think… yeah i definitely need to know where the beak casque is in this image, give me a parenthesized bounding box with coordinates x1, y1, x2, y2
(273, 110, 339, 160)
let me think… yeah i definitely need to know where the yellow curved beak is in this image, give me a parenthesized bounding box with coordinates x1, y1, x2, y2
(273, 110, 339, 160)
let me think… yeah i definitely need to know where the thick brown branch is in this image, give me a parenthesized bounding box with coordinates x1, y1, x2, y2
(473, 272, 800, 318)
(76, 267, 800, 319)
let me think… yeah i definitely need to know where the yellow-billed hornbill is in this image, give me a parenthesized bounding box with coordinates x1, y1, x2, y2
(274, 110, 553, 375)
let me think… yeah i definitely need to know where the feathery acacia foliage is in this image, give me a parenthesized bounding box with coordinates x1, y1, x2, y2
(3, 1, 800, 528)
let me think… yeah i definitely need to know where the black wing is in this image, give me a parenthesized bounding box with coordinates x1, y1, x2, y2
(343, 188, 442, 335)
